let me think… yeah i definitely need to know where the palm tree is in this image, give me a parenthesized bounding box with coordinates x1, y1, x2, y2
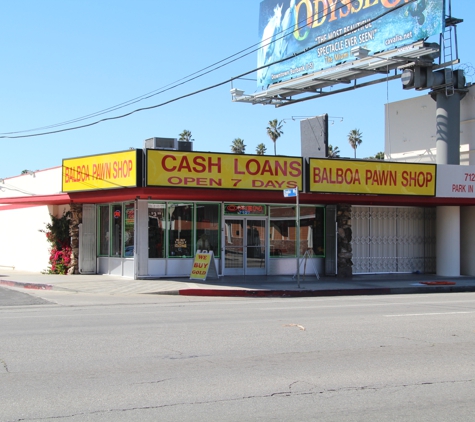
(256, 143, 267, 155)
(348, 129, 363, 159)
(327, 144, 340, 158)
(368, 152, 385, 160)
(231, 138, 246, 154)
(266, 119, 284, 155)
(178, 129, 193, 142)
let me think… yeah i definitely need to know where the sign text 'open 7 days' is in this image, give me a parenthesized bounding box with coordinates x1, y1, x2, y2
(147, 150, 302, 191)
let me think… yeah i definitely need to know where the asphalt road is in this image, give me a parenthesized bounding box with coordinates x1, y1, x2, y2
(1, 290, 475, 421)
(0, 285, 51, 306)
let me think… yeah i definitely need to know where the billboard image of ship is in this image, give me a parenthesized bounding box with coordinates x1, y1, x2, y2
(257, 0, 445, 89)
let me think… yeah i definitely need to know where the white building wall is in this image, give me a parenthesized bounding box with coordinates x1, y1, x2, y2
(0, 167, 63, 197)
(0, 167, 68, 272)
(385, 84, 475, 164)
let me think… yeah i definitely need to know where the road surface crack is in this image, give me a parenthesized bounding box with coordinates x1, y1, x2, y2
(1, 358, 9, 373)
(6, 379, 474, 421)
(132, 378, 171, 385)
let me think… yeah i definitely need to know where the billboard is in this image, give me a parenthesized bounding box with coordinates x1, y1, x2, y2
(62, 150, 140, 192)
(309, 158, 436, 196)
(257, 0, 445, 89)
(147, 150, 303, 191)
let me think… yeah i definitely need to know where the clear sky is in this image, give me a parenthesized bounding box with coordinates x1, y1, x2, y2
(1, 0, 473, 179)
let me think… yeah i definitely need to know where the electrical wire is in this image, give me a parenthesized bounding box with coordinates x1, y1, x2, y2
(0, 0, 415, 139)
(0, 3, 321, 136)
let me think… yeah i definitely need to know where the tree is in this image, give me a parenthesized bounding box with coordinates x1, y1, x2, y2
(266, 119, 284, 155)
(231, 138, 246, 154)
(327, 144, 340, 158)
(256, 143, 267, 155)
(178, 129, 193, 142)
(39, 211, 72, 275)
(348, 129, 363, 159)
(368, 152, 385, 160)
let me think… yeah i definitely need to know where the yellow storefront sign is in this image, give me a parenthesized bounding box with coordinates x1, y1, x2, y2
(190, 251, 218, 280)
(62, 151, 138, 192)
(147, 150, 303, 191)
(190, 252, 212, 280)
(309, 159, 436, 196)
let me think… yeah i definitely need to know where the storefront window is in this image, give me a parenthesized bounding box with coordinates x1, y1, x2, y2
(196, 203, 220, 257)
(270, 206, 296, 257)
(300, 207, 325, 257)
(148, 203, 166, 258)
(98, 205, 110, 256)
(111, 204, 122, 257)
(124, 202, 135, 257)
(168, 203, 193, 258)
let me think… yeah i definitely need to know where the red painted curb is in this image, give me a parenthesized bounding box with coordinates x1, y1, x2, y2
(0, 280, 53, 290)
(419, 281, 456, 286)
(178, 288, 393, 298)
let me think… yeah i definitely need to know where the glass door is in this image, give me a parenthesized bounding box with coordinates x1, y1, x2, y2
(224, 218, 266, 275)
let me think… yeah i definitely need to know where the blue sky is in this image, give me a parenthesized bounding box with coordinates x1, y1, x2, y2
(1, 0, 473, 178)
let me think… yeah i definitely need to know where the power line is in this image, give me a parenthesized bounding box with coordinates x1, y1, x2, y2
(0, 0, 416, 139)
(0, 1, 350, 136)
(0, 43, 259, 135)
(0, 4, 315, 136)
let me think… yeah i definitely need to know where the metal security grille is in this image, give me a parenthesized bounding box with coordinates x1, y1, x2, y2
(352, 207, 436, 274)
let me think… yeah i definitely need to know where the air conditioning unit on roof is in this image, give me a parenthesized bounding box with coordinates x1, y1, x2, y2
(144, 137, 177, 150)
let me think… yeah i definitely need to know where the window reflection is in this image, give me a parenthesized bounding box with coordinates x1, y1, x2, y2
(124, 202, 135, 257)
(269, 206, 325, 257)
(111, 204, 122, 256)
(196, 204, 220, 256)
(148, 203, 165, 258)
(300, 207, 325, 257)
(99, 205, 110, 256)
(270, 206, 296, 257)
(168, 203, 193, 258)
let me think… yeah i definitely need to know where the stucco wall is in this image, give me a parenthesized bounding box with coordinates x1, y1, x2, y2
(0, 167, 68, 272)
(385, 84, 475, 164)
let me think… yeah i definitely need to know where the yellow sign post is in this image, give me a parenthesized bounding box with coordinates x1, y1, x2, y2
(190, 251, 218, 281)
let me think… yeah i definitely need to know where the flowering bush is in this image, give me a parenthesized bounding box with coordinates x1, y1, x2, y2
(40, 211, 72, 275)
(48, 246, 72, 274)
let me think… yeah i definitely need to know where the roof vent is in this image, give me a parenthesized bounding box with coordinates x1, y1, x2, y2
(144, 137, 177, 150)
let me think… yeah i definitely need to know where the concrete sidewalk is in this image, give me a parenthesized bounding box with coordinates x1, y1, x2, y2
(2, 268, 475, 297)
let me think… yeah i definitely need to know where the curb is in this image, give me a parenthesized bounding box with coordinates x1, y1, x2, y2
(178, 288, 393, 297)
(0, 279, 79, 293)
(0, 279, 53, 291)
(178, 285, 475, 298)
(3, 279, 475, 298)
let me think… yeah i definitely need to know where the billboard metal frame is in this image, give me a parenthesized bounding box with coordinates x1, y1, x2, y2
(231, 0, 462, 107)
(232, 41, 454, 107)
